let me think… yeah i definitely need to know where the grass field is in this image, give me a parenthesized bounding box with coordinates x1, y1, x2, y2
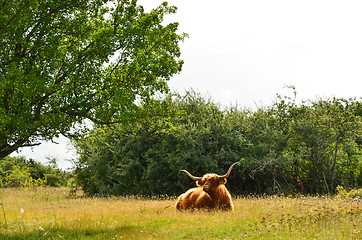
(0, 188, 360, 239)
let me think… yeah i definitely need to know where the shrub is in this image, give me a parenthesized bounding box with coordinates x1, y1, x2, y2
(336, 186, 362, 200)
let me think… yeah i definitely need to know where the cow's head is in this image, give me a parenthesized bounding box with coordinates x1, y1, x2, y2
(180, 162, 239, 194)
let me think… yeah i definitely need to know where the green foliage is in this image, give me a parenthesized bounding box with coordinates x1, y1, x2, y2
(0, 0, 186, 159)
(74, 91, 246, 196)
(74, 90, 362, 196)
(0, 156, 70, 187)
(336, 186, 362, 199)
(240, 92, 362, 195)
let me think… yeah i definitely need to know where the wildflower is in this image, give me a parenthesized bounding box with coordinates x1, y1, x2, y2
(20, 208, 24, 214)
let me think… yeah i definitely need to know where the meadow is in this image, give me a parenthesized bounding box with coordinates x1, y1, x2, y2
(0, 188, 360, 239)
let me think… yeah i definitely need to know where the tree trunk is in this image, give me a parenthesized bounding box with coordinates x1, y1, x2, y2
(329, 141, 340, 194)
(0, 145, 15, 160)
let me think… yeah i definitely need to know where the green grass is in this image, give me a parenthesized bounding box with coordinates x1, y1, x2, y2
(0, 188, 361, 239)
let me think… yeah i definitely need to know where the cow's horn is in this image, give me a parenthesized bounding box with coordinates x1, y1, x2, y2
(180, 170, 202, 181)
(218, 162, 239, 179)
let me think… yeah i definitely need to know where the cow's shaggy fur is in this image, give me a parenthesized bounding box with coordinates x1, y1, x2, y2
(176, 163, 238, 211)
(176, 174, 233, 210)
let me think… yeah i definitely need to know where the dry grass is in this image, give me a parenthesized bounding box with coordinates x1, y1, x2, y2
(0, 187, 361, 239)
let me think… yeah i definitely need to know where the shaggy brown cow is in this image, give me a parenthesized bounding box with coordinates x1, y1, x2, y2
(176, 162, 239, 211)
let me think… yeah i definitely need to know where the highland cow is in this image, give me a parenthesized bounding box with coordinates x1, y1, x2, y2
(176, 162, 239, 211)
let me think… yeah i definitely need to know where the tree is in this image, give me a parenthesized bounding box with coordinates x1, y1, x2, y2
(309, 98, 362, 193)
(0, 0, 186, 159)
(271, 96, 362, 194)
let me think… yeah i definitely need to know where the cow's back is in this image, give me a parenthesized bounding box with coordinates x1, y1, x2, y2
(176, 187, 213, 210)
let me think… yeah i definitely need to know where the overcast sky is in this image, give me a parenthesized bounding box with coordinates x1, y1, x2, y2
(12, 0, 362, 169)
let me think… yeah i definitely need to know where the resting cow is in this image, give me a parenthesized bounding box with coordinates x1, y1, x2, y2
(176, 162, 239, 211)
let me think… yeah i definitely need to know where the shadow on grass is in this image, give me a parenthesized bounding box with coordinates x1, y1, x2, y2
(1, 225, 151, 239)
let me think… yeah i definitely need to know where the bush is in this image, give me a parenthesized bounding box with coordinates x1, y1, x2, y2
(0, 156, 71, 188)
(74, 91, 362, 196)
(336, 186, 362, 200)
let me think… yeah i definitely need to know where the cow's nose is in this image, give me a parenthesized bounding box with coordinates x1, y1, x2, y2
(203, 185, 210, 192)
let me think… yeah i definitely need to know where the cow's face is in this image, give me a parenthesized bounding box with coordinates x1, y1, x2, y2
(180, 162, 238, 194)
(197, 174, 227, 194)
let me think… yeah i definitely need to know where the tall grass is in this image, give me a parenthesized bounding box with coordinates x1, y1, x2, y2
(0, 188, 360, 239)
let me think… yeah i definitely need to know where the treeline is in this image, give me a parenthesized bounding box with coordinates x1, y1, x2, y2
(73, 90, 362, 196)
(0, 156, 71, 187)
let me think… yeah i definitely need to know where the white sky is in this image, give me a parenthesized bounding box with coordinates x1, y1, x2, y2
(11, 0, 362, 169)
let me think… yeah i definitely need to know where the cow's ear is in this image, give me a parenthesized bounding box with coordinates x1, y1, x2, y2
(197, 179, 204, 186)
(219, 178, 227, 185)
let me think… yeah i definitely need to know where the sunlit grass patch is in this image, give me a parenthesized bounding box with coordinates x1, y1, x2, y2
(0, 188, 360, 239)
